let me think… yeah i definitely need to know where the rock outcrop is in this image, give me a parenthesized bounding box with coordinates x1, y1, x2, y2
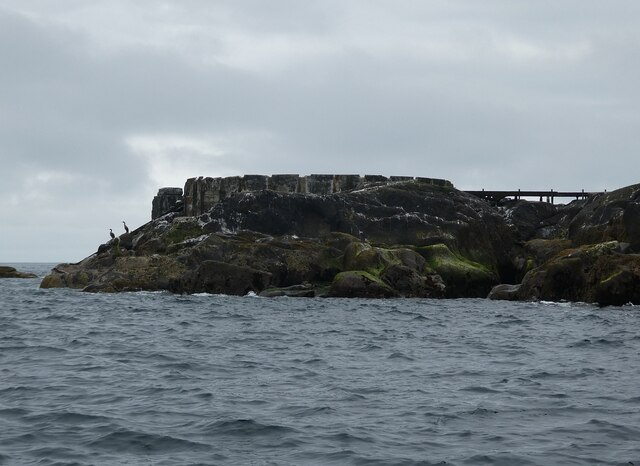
(41, 178, 516, 298)
(152, 187, 184, 219)
(488, 183, 640, 306)
(183, 174, 452, 217)
(0, 266, 37, 279)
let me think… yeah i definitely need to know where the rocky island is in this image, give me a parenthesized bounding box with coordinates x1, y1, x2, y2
(40, 174, 640, 306)
(0, 266, 37, 279)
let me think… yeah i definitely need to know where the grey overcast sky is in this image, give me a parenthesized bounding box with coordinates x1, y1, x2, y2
(1, 1, 639, 262)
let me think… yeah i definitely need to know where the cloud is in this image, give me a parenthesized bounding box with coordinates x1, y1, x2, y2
(126, 130, 279, 187)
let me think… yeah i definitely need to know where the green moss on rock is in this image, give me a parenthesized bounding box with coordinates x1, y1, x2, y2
(343, 242, 424, 277)
(415, 243, 498, 297)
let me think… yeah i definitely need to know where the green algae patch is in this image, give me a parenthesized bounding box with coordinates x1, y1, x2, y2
(416, 243, 497, 297)
(418, 243, 489, 272)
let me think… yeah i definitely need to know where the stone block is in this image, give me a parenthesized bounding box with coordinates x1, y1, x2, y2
(269, 174, 300, 193)
(297, 176, 308, 193)
(333, 175, 363, 192)
(183, 178, 196, 217)
(364, 175, 389, 183)
(433, 178, 453, 187)
(242, 175, 268, 191)
(152, 187, 184, 219)
(201, 177, 221, 213)
(220, 176, 241, 199)
(306, 174, 335, 195)
(416, 177, 435, 185)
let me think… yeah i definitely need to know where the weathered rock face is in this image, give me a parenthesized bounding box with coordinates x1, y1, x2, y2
(488, 184, 640, 305)
(500, 199, 584, 242)
(41, 180, 515, 298)
(182, 174, 453, 217)
(502, 242, 640, 306)
(0, 266, 37, 279)
(568, 183, 640, 251)
(205, 181, 517, 281)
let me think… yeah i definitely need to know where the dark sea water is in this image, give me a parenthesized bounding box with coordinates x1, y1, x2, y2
(1, 263, 639, 466)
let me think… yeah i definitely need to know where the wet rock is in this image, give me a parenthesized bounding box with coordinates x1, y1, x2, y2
(487, 284, 521, 301)
(416, 243, 498, 298)
(328, 271, 399, 298)
(259, 283, 316, 298)
(516, 241, 640, 305)
(183, 260, 271, 295)
(380, 264, 445, 298)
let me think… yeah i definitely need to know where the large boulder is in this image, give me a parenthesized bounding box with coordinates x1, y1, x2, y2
(340, 242, 447, 297)
(379, 264, 445, 298)
(416, 243, 499, 297)
(509, 238, 573, 281)
(514, 241, 640, 306)
(568, 183, 640, 251)
(328, 271, 398, 298)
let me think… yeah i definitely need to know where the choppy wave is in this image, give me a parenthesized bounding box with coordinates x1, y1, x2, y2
(0, 263, 639, 465)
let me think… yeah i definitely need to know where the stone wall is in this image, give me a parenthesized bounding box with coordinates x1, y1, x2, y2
(181, 174, 453, 218)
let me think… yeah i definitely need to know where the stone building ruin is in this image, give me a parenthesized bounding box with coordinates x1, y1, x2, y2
(152, 174, 453, 219)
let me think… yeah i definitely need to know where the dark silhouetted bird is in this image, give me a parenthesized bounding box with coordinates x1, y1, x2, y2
(123, 221, 129, 234)
(109, 229, 115, 240)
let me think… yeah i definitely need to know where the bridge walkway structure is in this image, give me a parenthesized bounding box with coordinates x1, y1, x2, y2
(464, 189, 603, 204)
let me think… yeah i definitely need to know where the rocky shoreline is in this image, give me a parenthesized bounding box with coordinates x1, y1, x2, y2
(40, 177, 640, 306)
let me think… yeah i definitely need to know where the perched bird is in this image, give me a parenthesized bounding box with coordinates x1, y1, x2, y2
(109, 229, 115, 240)
(123, 221, 129, 234)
